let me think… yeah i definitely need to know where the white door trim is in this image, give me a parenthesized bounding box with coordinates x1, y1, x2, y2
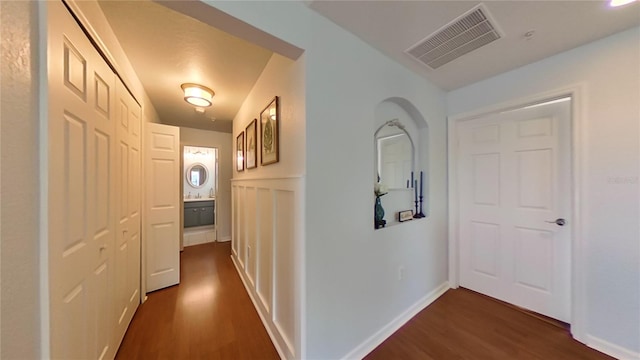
(447, 84, 587, 342)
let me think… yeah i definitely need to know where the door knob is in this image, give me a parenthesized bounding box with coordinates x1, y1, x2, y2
(545, 218, 566, 226)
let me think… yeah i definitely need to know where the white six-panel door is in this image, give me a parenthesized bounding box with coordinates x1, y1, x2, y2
(114, 79, 142, 344)
(47, 2, 141, 358)
(458, 100, 571, 322)
(144, 123, 181, 292)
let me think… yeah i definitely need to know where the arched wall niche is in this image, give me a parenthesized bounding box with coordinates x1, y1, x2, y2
(374, 97, 430, 228)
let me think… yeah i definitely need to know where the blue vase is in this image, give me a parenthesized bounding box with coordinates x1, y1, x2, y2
(374, 196, 386, 229)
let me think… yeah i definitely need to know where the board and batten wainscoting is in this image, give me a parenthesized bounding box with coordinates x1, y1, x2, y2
(231, 176, 305, 360)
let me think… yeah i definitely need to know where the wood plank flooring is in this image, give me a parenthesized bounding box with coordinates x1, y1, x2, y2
(115, 242, 279, 359)
(365, 288, 614, 360)
(117, 243, 613, 360)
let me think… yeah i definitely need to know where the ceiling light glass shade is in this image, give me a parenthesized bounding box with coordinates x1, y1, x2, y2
(181, 83, 214, 107)
(610, 0, 636, 7)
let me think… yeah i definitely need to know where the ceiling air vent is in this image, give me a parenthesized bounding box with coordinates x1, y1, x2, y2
(406, 4, 502, 69)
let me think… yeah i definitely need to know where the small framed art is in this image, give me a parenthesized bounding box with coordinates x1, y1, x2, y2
(245, 119, 257, 169)
(260, 96, 279, 166)
(399, 210, 414, 222)
(236, 131, 245, 171)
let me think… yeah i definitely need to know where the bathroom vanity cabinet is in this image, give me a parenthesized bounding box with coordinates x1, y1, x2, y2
(184, 200, 215, 228)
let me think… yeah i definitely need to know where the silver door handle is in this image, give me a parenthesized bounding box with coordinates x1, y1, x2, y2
(545, 218, 566, 226)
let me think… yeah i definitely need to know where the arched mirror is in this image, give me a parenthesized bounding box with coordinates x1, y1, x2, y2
(186, 163, 208, 188)
(375, 119, 414, 189)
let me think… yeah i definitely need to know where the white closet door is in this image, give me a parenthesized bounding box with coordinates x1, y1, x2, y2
(47, 2, 116, 359)
(114, 79, 142, 345)
(144, 123, 181, 292)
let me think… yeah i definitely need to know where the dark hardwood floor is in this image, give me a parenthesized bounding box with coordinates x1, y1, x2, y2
(365, 288, 614, 360)
(115, 242, 279, 359)
(117, 243, 612, 360)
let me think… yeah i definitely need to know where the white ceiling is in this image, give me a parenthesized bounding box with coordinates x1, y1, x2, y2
(98, 0, 639, 133)
(309, 0, 640, 91)
(98, 0, 273, 133)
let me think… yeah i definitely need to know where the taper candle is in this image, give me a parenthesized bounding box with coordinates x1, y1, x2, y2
(411, 171, 414, 189)
(414, 179, 418, 200)
(420, 171, 424, 198)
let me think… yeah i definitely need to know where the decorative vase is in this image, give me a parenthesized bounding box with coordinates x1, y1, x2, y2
(374, 196, 386, 229)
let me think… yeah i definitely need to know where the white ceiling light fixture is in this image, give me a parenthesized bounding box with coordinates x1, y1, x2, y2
(610, 0, 637, 7)
(181, 83, 214, 107)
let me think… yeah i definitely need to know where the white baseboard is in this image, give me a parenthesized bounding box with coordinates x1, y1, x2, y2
(183, 227, 215, 247)
(342, 281, 450, 360)
(218, 236, 231, 242)
(230, 255, 287, 360)
(586, 335, 640, 360)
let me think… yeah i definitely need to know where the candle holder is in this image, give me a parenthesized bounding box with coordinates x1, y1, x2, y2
(413, 178, 420, 219)
(416, 195, 426, 218)
(414, 170, 426, 218)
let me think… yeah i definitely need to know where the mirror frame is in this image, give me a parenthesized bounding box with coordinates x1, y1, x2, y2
(374, 119, 415, 190)
(186, 162, 209, 189)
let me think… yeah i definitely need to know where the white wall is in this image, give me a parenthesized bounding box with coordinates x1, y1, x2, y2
(303, 15, 448, 360)
(0, 1, 40, 358)
(448, 27, 640, 357)
(231, 52, 305, 359)
(233, 53, 306, 179)
(181, 128, 232, 241)
(207, 3, 449, 359)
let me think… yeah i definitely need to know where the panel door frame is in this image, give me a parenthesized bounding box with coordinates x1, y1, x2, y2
(447, 84, 587, 343)
(144, 122, 181, 293)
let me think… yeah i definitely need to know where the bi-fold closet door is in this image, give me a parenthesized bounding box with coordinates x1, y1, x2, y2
(46, 1, 141, 358)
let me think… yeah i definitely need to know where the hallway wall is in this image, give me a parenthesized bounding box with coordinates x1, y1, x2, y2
(448, 27, 640, 358)
(201, 3, 449, 359)
(0, 1, 40, 358)
(231, 53, 305, 359)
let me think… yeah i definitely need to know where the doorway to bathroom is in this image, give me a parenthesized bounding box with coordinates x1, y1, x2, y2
(183, 145, 218, 248)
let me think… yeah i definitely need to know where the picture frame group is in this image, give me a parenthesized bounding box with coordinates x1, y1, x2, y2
(236, 96, 280, 171)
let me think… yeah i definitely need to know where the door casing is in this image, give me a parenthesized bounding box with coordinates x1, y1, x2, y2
(447, 84, 587, 342)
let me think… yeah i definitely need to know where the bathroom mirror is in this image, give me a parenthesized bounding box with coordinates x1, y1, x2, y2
(186, 163, 208, 188)
(375, 119, 414, 190)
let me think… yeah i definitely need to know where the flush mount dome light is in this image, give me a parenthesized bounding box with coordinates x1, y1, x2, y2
(181, 83, 214, 107)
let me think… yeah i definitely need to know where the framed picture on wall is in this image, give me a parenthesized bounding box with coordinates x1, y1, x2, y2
(236, 131, 245, 171)
(260, 96, 279, 165)
(245, 119, 257, 169)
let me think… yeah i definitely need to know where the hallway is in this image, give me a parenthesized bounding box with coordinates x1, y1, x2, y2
(115, 242, 279, 359)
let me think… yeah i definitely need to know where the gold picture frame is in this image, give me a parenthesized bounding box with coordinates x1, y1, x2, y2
(245, 119, 257, 169)
(260, 96, 279, 166)
(236, 131, 244, 171)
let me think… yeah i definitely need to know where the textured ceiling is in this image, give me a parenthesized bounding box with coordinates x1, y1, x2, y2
(99, 0, 640, 130)
(99, 0, 273, 133)
(309, 0, 640, 91)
